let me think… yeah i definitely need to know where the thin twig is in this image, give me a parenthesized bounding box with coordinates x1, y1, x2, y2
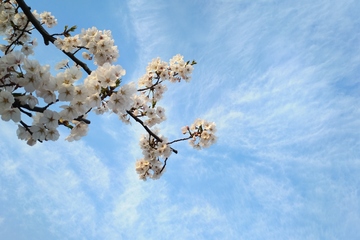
(18, 107, 32, 117)
(160, 158, 168, 173)
(5, 20, 30, 54)
(167, 136, 193, 145)
(74, 116, 91, 124)
(137, 78, 162, 92)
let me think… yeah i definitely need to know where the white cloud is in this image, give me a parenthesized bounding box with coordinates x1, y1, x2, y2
(0, 122, 108, 238)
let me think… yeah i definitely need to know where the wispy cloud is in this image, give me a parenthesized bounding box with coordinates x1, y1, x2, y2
(193, 0, 360, 161)
(0, 122, 111, 238)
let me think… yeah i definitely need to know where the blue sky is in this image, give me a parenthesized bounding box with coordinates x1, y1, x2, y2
(1, 0, 360, 239)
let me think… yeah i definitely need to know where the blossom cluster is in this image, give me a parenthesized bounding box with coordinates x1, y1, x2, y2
(131, 55, 195, 128)
(39, 11, 57, 28)
(134, 117, 217, 180)
(0, 0, 217, 180)
(0, 1, 56, 55)
(135, 133, 172, 180)
(55, 27, 119, 66)
(184, 119, 217, 149)
(1, 1, 32, 45)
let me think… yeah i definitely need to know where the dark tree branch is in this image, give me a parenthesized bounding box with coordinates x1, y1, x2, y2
(18, 106, 32, 117)
(126, 109, 162, 142)
(126, 110, 178, 154)
(20, 120, 32, 133)
(16, 0, 92, 75)
(13, 98, 57, 113)
(0, 83, 17, 88)
(74, 116, 91, 124)
(13, 99, 91, 124)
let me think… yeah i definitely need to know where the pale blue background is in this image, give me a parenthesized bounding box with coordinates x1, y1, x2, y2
(0, 0, 359, 239)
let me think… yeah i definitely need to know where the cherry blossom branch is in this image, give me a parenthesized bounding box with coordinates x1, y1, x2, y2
(15, 0, 173, 149)
(0, 1, 218, 181)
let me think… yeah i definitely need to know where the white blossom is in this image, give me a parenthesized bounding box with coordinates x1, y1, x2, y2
(30, 124, 47, 141)
(65, 121, 89, 141)
(39, 109, 60, 129)
(0, 90, 14, 111)
(46, 128, 60, 141)
(16, 125, 31, 140)
(58, 85, 75, 101)
(1, 108, 20, 122)
(39, 11, 57, 28)
(36, 89, 56, 103)
(59, 105, 78, 121)
(55, 59, 69, 70)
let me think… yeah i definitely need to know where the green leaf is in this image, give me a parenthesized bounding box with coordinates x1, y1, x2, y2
(115, 79, 121, 87)
(68, 25, 77, 32)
